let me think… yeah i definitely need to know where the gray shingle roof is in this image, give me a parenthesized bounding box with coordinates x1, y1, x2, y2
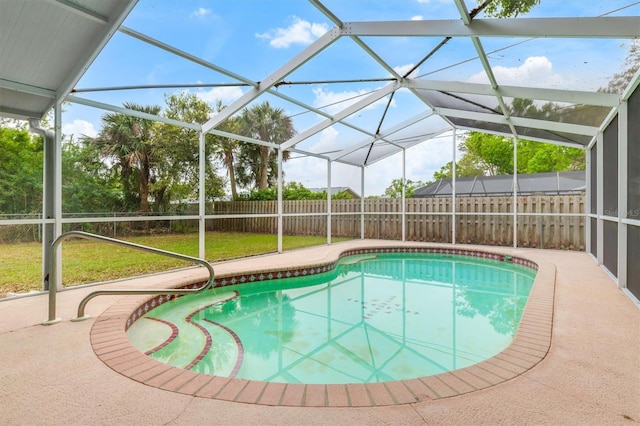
(412, 171, 585, 197)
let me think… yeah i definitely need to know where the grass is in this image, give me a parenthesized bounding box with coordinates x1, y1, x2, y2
(0, 232, 352, 297)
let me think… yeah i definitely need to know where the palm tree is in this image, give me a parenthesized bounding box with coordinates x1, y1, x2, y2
(236, 101, 294, 190)
(92, 102, 161, 212)
(209, 101, 240, 199)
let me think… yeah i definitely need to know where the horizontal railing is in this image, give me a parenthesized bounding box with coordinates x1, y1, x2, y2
(44, 231, 215, 324)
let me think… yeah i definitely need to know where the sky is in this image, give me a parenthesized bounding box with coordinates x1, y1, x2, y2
(60, 0, 640, 197)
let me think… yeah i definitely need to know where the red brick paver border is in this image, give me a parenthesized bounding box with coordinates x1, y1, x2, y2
(91, 246, 555, 407)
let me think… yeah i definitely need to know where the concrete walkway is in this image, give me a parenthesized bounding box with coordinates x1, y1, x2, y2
(0, 240, 638, 425)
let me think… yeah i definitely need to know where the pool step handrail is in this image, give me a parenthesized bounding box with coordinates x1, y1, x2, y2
(43, 231, 215, 325)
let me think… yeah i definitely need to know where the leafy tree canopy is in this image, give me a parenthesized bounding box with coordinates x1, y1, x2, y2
(601, 39, 640, 94)
(480, 0, 540, 18)
(433, 131, 585, 180)
(236, 101, 295, 190)
(383, 178, 425, 198)
(0, 126, 43, 214)
(235, 182, 352, 201)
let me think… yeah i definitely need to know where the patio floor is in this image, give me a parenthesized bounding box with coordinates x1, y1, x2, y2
(0, 240, 638, 425)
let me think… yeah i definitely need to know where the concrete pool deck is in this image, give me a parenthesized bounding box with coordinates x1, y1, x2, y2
(0, 240, 638, 425)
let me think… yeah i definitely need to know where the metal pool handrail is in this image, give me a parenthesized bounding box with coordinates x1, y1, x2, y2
(43, 231, 215, 325)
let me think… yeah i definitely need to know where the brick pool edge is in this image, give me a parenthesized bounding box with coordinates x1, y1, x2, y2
(90, 245, 555, 407)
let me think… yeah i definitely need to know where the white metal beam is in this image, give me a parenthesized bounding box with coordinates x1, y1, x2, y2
(330, 110, 436, 161)
(342, 17, 640, 38)
(597, 132, 604, 265)
(118, 24, 384, 141)
(50, 0, 109, 24)
(281, 82, 398, 150)
(67, 95, 200, 130)
(0, 79, 57, 98)
(435, 107, 599, 136)
(406, 79, 620, 107)
(469, 36, 516, 137)
(55, 1, 138, 109)
(453, 124, 588, 148)
(309, 0, 402, 80)
(198, 132, 206, 259)
(453, 0, 471, 25)
(119, 26, 256, 87)
(202, 27, 341, 133)
(208, 128, 280, 150)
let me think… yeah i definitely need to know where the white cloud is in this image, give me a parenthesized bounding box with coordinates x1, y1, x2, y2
(467, 56, 565, 88)
(312, 127, 341, 153)
(312, 86, 392, 115)
(411, 15, 424, 20)
(190, 7, 211, 18)
(195, 86, 244, 105)
(394, 63, 420, 78)
(256, 17, 328, 49)
(62, 119, 98, 139)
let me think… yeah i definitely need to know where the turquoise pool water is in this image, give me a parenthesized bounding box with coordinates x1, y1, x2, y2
(127, 253, 536, 384)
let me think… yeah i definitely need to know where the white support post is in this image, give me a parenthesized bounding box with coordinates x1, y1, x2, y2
(42, 100, 64, 292)
(54, 101, 63, 252)
(402, 149, 406, 242)
(513, 136, 518, 248)
(277, 148, 284, 253)
(360, 166, 365, 239)
(452, 129, 457, 245)
(585, 147, 591, 255)
(597, 132, 604, 265)
(618, 101, 628, 288)
(198, 132, 206, 259)
(41, 124, 54, 291)
(327, 159, 332, 245)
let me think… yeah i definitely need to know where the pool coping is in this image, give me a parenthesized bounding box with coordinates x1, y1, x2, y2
(90, 245, 555, 407)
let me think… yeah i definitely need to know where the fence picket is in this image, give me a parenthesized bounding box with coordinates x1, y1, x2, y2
(146, 195, 585, 250)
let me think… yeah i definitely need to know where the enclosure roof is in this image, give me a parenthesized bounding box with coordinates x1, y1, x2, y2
(413, 171, 586, 197)
(0, 0, 137, 120)
(2, 1, 640, 168)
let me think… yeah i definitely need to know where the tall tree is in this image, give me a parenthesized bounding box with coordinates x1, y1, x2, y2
(209, 100, 240, 199)
(154, 93, 224, 209)
(384, 178, 425, 198)
(236, 101, 295, 190)
(433, 131, 585, 180)
(0, 126, 43, 214)
(62, 136, 122, 213)
(90, 102, 161, 212)
(601, 39, 640, 94)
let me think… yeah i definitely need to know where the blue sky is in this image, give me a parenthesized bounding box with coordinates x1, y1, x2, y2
(62, 0, 640, 196)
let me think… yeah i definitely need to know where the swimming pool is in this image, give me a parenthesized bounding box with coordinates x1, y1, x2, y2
(126, 248, 537, 385)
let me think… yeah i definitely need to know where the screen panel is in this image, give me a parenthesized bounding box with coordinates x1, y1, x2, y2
(627, 224, 640, 300)
(602, 115, 618, 217)
(603, 220, 618, 278)
(628, 86, 640, 217)
(590, 144, 597, 214)
(590, 217, 597, 258)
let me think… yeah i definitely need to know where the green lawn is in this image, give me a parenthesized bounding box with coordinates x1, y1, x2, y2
(0, 232, 351, 297)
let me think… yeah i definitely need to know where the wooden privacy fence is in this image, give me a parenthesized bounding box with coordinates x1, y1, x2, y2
(209, 195, 585, 250)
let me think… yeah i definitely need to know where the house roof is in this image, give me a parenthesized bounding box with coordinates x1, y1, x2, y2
(1, 1, 639, 169)
(413, 171, 586, 197)
(308, 187, 360, 198)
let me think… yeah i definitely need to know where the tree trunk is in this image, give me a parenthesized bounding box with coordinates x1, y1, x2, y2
(224, 149, 237, 199)
(258, 146, 269, 189)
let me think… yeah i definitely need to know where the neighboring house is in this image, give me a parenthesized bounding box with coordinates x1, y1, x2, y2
(412, 171, 585, 198)
(307, 187, 361, 199)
